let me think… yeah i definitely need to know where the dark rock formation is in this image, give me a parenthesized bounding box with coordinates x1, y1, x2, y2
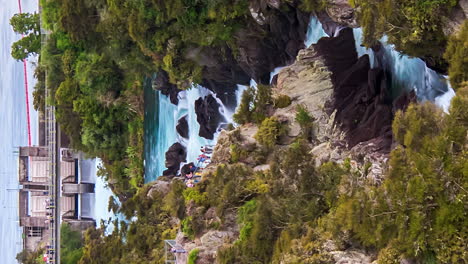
(195, 95, 226, 140)
(234, 5, 309, 85)
(162, 143, 186, 177)
(152, 70, 181, 105)
(393, 90, 417, 113)
(184, 3, 310, 109)
(176, 115, 189, 139)
(187, 46, 251, 109)
(315, 28, 397, 151)
(180, 162, 195, 176)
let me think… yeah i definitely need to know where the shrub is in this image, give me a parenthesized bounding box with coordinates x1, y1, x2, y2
(230, 144, 248, 163)
(233, 87, 254, 124)
(237, 200, 257, 242)
(444, 20, 468, 91)
(295, 105, 314, 141)
(299, 0, 328, 12)
(251, 84, 273, 124)
(254, 117, 286, 148)
(182, 188, 208, 206)
(233, 85, 274, 124)
(273, 94, 292, 108)
(181, 217, 195, 240)
(352, 0, 456, 64)
(164, 180, 186, 218)
(188, 249, 200, 264)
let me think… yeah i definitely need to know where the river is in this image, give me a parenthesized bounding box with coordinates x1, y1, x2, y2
(144, 16, 455, 183)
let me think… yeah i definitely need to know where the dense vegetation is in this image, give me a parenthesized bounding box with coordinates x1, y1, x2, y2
(73, 80, 467, 263)
(444, 20, 468, 91)
(16, 248, 45, 264)
(61, 223, 84, 264)
(351, 0, 458, 68)
(79, 185, 176, 264)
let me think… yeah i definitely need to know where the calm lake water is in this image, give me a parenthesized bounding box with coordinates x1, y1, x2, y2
(0, 0, 39, 262)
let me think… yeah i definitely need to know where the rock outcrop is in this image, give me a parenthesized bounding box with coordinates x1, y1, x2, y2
(312, 28, 395, 150)
(443, 0, 468, 35)
(176, 115, 189, 139)
(323, 0, 359, 28)
(152, 70, 181, 105)
(186, 2, 310, 108)
(162, 143, 186, 177)
(331, 249, 375, 264)
(147, 180, 171, 198)
(272, 29, 398, 175)
(195, 95, 226, 140)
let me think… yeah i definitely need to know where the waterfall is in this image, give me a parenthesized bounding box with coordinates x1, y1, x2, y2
(81, 193, 94, 219)
(270, 66, 286, 83)
(145, 82, 241, 182)
(183, 86, 216, 169)
(305, 16, 328, 48)
(352, 28, 455, 111)
(79, 159, 96, 219)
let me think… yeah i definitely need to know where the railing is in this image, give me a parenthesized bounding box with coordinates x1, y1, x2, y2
(43, 27, 59, 263)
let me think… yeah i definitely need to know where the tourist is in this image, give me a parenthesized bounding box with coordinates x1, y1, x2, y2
(185, 180, 194, 188)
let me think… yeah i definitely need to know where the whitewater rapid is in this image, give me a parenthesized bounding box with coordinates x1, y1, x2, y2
(353, 28, 455, 112)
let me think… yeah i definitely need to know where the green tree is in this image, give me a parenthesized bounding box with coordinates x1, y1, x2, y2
(254, 117, 286, 148)
(16, 248, 44, 264)
(11, 34, 41, 60)
(233, 87, 255, 124)
(444, 20, 468, 91)
(61, 223, 84, 264)
(10, 13, 39, 35)
(10, 13, 41, 60)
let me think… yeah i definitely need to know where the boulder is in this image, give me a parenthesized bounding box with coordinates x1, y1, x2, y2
(393, 90, 417, 113)
(176, 115, 189, 139)
(152, 70, 181, 105)
(325, 0, 359, 28)
(180, 162, 195, 176)
(200, 230, 235, 249)
(443, 0, 468, 36)
(331, 249, 375, 264)
(147, 180, 171, 198)
(187, 46, 250, 109)
(162, 143, 186, 177)
(195, 95, 226, 140)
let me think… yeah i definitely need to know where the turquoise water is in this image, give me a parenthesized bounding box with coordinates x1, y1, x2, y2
(1, 0, 39, 262)
(144, 77, 179, 182)
(144, 80, 220, 182)
(143, 16, 330, 183)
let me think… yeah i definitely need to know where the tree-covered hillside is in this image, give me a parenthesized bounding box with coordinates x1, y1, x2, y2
(9, 1, 467, 262)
